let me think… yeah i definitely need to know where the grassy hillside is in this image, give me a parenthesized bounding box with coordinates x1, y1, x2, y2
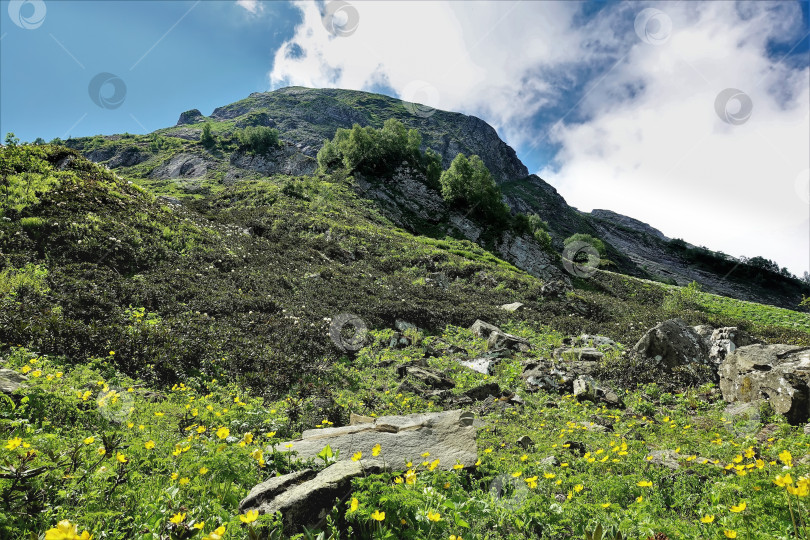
(1, 143, 808, 539)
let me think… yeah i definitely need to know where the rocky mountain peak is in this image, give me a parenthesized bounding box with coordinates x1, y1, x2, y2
(206, 86, 529, 183)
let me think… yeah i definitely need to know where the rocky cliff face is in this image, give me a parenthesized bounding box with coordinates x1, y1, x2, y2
(201, 86, 528, 183)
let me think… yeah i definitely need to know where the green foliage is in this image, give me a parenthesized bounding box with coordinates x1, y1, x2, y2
(316, 119, 423, 178)
(199, 123, 216, 149)
(237, 126, 280, 154)
(0, 263, 49, 299)
(4, 132, 20, 147)
(423, 148, 443, 190)
(440, 153, 509, 223)
(564, 234, 607, 257)
(514, 213, 553, 251)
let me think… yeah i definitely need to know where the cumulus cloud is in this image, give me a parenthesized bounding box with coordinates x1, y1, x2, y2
(268, 0, 809, 275)
(541, 1, 810, 275)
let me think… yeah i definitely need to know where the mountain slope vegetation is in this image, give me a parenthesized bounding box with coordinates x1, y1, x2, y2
(1, 91, 808, 539)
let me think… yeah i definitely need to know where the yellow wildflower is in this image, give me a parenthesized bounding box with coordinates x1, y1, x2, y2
(238, 510, 258, 523)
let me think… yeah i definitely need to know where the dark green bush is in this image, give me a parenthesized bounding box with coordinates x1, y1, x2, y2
(237, 126, 280, 154)
(439, 153, 509, 223)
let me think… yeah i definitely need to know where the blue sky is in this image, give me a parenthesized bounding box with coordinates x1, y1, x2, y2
(1, 0, 809, 276)
(1, 1, 300, 140)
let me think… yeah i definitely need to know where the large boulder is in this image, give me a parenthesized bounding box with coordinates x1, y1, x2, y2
(633, 318, 710, 370)
(240, 460, 385, 533)
(719, 344, 810, 425)
(0, 369, 27, 395)
(276, 410, 478, 470)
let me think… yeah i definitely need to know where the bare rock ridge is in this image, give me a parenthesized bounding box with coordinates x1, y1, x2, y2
(589, 209, 668, 241)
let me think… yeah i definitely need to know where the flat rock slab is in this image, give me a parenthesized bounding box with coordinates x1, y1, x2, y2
(240, 460, 385, 533)
(276, 409, 478, 470)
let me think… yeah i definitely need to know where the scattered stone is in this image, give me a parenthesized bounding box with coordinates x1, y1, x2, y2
(0, 369, 27, 395)
(276, 410, 478, 470)
(464, 382, 501, 402)
(719, 344, 810, 425)
(455, 357, 497, 375)
(540, 280, 569, 299)
(470, 320, 531, 352)
(517, 436, 534, 449)
(578, 421, 608, 433)
(573, 375, 598, 402)
(756, 424, 781, 444)
(425, 272, 449, 290)
(563, 441, 587, 457)
(396, 365, 455, 390)
(554, 347, 604, 362)
(539, 456, 560, 468)
(646, 449, 681, 470)
(566, 334, 617, 349)
(499, 302, 525, 312)
(395, 320, 418, 333)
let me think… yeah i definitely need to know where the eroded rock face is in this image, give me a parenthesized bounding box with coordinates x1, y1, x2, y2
(633, 318, 710, 370)
(150, 153, 213, 179)
(719, 344, 810, 425)
(276, 410, 478, 470)
(229, 144, 317, 177)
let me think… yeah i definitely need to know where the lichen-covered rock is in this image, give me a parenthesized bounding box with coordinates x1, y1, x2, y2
(719, 344, 810, 425)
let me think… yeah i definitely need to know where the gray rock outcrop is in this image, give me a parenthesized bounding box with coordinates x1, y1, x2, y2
(176, 109, 205, 125)
(719, 344, 810, 425)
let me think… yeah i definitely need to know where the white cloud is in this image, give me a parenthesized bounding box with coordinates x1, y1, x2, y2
(236, 0, 263, 15)
(268, 1, 585, 145)
(541, 1, 810, 275)
(268, 0, 810, 275)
